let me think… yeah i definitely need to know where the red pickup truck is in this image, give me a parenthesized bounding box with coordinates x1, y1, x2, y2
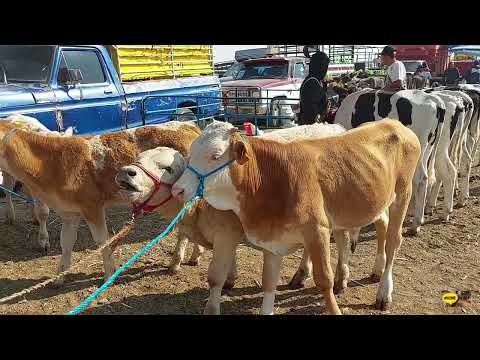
(221, 55, 352, 126)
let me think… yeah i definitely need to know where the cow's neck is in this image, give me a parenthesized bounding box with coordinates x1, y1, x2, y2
(228, 137, 318, 232)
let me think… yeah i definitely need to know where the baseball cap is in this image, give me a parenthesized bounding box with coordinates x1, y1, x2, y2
(381, 46, 396, 57)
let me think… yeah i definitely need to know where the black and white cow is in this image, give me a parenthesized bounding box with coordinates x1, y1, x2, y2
(420, 90, 465, 218)
(450, 86, 480, 205)
(427, 86, 480, 206)
(333, 89, 446, 234)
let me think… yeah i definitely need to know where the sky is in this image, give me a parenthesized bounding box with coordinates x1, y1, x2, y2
(213, 45, 265, 63)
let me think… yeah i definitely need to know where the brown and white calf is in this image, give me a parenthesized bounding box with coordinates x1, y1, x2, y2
(172, 119, 421, 314)
(118, 123, 391, 314)
(0, 120, 200, 285)
(1, 114, 73, 250)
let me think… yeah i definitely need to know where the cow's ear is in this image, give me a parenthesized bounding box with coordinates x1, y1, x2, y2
(232, 140, 249, 165)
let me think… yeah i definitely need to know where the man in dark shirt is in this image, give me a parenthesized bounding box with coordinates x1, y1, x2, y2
(465, 60, 480, 84)
(444, 62, 461, 86)
(299, 49, 330, 125)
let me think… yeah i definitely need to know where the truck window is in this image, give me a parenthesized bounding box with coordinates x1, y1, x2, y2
(293, 63, 305, 78)
(0, 45, 54, 83)
(234, 61, 289, 80)
(59, 50, 106, 84)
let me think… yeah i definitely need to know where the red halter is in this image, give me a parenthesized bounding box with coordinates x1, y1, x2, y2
(129, 163, 173, 216)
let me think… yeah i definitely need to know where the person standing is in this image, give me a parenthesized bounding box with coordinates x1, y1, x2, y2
(444, 62, 461, 86)
(381, 46, 407, 91)
(464, 60, 480, 84)
(298, 49, 330, 125)
(416, 62, 432, 80)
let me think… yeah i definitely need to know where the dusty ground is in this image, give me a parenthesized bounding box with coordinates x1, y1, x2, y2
(0, 169, 479, 315)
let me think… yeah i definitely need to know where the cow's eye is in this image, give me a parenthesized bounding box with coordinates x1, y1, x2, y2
(164, 166, 172, 173)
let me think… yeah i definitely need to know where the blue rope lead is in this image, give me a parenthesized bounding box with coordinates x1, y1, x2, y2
(66, 195, 197, 315)
(0, 184, 36, 204)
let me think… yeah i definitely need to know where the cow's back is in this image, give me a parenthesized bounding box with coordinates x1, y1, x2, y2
(234, 119, 420, 234)
(304, 119, 420, 228)
(335, 89, 444, 150)
(95, 123, 201, 199)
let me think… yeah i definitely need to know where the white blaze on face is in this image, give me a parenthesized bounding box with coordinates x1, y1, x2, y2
(173, 121, 240, 212)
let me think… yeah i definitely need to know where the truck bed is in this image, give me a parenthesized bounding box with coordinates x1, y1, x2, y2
(123, 75, 221, 129)
(107, 45, 214, 81)
(122, 76, 219, 95)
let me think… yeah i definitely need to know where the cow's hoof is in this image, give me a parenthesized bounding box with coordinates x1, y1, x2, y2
(375, 288, 392, 311)
(103, 265, 118, 282)
(288, 269, 310, 290)
(40, 242, 50, 254)
(167, 264, 181, 275)
(187, 259, 199, 266)
(53, 276, 65, 288)
(333, 280, 347, 294)
(223, 279, 235, 290)
(203, 302, 220, 315)
(37, 234, 50, 253)
(407, 226, 420, 236)
(375, 298, 391, 312)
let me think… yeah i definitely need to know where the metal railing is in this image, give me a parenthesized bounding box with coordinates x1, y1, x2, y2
(141, 91, 301, 130)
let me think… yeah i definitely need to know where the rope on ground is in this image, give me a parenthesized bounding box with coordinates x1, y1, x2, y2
(65, 196, 196, 315)
(0, 215, 136, 305)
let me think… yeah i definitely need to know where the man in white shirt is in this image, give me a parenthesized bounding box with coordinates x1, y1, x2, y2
(381, 46, 407, 91)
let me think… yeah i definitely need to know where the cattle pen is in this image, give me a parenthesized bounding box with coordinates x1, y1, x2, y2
(1, 44, 480, 316)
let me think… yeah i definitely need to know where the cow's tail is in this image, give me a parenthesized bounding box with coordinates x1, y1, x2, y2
(425, 93, 446, 187)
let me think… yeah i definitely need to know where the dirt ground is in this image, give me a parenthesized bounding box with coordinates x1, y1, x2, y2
(0, 168, 479, 316)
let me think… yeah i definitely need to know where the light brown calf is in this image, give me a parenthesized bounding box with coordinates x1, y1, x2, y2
(1, 114, 74, 250)
(173, 119, 421, 314)
(0, 121, 200, 285)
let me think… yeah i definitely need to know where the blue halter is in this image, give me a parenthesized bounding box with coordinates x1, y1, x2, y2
(186, 159, 235, 197)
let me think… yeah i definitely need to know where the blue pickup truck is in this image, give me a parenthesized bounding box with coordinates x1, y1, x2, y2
(0, 45, 221, 135)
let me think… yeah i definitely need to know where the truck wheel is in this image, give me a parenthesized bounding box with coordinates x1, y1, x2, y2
(173, 108, 197, 122)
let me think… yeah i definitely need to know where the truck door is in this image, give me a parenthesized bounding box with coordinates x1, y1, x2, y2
(52, 47, 125, 135)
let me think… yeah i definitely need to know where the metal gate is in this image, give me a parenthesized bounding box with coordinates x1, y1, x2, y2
(141, 92, 301, 130)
